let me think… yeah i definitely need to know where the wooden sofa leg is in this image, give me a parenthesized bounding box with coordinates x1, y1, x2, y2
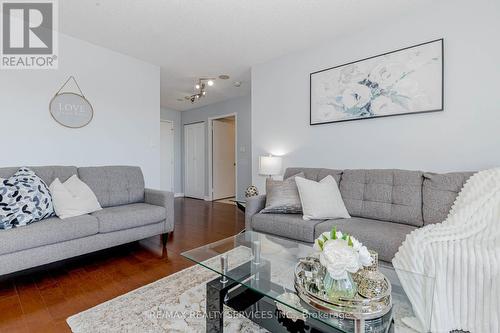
(162, 233, 169, 248)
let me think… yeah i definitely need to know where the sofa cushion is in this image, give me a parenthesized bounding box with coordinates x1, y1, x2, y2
(0, 166, 77, 188)
(251, 213, 325, 243)
(295, 175, 350, 221)
(262, 172, 304, 214)
(423, 172, 474, 225)
(314, 218, 416, 262)
(0, 167, 55, 229)
(78, 166, 145, 208)
(284, 168, 342, 183)
(49, 175, 102, 219)
(339, 169, 424, 227)
(92, 203, 166, 233)
(0, 214, 98, 255)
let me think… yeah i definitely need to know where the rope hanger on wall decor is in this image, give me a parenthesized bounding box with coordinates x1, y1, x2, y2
(49, 76, 94, 129)
(54, 76, 87, 98)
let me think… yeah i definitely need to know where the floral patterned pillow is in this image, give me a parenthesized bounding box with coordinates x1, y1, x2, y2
(0, 167, 54, 229)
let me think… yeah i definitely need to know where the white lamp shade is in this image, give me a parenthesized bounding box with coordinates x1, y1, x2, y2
(259, 155, 282, 176)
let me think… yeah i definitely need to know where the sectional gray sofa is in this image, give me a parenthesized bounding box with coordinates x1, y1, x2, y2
(0, 166, 174, 276)
(246, 167, 473, 263)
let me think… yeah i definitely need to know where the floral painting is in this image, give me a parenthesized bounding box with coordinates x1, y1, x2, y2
(310, 39, 443, 125)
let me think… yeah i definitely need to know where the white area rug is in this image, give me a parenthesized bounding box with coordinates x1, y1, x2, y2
(67, 246, 417, 332)
(67, 247, 264, 333)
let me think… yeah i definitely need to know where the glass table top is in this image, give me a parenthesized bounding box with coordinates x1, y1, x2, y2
(182, 231, 434, 332)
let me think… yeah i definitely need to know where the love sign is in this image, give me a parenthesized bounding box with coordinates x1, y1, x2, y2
(49, 76, 94, 128)
(49, 93, 93, 128)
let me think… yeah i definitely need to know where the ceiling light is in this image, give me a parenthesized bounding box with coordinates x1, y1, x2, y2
(185, 77, 218, 103)
(233, 81, 242, 87)
(219, 75, 230, 80)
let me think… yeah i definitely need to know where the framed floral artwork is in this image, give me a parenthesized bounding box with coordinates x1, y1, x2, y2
(310, 39, 443, 125)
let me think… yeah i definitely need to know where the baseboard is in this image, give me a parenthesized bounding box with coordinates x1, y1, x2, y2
(174, 193, 184, 198)
(204, 196, 211, 201)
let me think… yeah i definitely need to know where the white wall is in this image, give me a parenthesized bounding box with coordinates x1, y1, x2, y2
(160, 108, 182, 194)
(0, 33, 161, 188)
(252, 0, 500, 191)
(181, 95, 252, 200)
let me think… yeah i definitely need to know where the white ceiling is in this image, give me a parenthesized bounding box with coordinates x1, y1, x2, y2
(59, 0, 432, 111)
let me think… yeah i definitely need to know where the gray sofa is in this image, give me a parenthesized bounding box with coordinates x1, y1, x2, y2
(246, 167, 473, 263)
(0, 166, 174, 276)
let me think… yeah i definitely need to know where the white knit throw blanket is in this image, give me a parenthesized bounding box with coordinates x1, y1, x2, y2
(392, 168, 500, 333)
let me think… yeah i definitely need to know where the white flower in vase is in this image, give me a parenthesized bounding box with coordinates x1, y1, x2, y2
(320, 240, 361, 280)
(349, 237, 373, 267)
(314, 227, 373, 280)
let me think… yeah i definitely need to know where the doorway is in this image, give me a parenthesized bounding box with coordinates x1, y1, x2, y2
(160, 120, 174, 192)
(209, 114, 237, 201)
(184, 122, 205, 199)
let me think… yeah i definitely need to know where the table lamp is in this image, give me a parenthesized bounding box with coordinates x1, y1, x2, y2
(259, 155, 282, 179)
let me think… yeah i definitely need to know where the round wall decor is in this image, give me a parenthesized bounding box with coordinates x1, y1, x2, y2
(49, 76, 94, 128)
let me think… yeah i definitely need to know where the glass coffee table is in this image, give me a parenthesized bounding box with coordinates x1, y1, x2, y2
(182, 231, 434, 333)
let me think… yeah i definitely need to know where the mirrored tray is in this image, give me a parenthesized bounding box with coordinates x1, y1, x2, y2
(294, 257, 392, 320)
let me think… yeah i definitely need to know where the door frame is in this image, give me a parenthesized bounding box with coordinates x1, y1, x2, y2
(208, 113, 238, 202)
(183, 121, 206, 200)
(160, 120, 175, 192)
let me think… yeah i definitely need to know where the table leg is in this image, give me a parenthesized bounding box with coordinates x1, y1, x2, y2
(204, 259, 273, 333)
(206, 279, 225, 333)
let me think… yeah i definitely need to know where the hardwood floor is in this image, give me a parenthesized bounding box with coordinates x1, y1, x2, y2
(0, 198, 245, 333)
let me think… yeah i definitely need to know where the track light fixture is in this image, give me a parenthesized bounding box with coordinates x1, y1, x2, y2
(185, 78, 216, 103)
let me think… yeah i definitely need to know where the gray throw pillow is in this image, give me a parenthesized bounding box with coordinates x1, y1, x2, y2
(261, 172, 304, 214)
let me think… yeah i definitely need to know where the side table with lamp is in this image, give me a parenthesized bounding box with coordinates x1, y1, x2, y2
(240, 154, 283, 222)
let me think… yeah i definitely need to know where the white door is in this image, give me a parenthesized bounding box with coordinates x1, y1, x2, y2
(160, 121, 174, 192)
(184, 122, 205, 199)
(212, 118, 236, 200)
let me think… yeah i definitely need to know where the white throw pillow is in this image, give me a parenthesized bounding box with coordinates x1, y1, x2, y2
(49, 175, 102, 219)
(295, 175, 351, 221)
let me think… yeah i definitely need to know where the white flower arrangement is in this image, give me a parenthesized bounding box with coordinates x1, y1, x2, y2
(313, 227, 373, 280)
